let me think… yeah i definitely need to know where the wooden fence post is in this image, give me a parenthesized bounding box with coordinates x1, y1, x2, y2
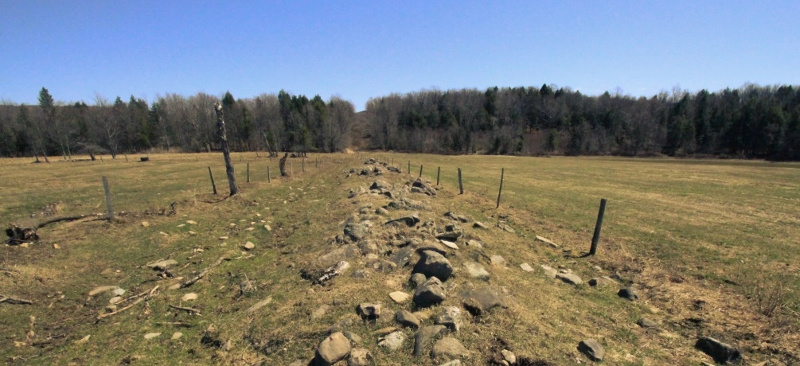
(247, 162, 250, 183)
(267, 166, 271, 183)
(458, 168, 464, 195)
(408, 161, 411, 174)
(589, 199, 607, 255)
(419, 164, 423, 178)
(496, 168, 505, 208)
(208, 167, 217, 195)
(302, 157, 305, 173)
(102, 176, 114, 221)
(436, 167, 441, 186)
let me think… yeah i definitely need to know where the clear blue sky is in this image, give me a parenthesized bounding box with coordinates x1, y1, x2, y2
(1, 0, 798, 110)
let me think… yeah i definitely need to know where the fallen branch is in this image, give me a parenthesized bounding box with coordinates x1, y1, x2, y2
(169, 304, 202, 316)
(0, 295, 33, 305)
(97, 285, 159, 320)
(180, 256, 229, 289)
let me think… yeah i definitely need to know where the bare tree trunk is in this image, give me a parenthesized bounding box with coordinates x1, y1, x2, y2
(279, 152, 290, 177)
(214, 103, 239, 196)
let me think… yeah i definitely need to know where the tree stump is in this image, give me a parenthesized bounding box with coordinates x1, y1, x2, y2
(279, 153, 290, 177)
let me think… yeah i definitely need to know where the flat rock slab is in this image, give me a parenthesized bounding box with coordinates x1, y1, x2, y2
(181, 293, 198, 301)
(438, 239, 459, 250)
(464, 262, 490, 281)
(578, 339, 604, 361)
(637, 318, 659, 328)
(540, 264, 557, 278)
(88, 285, 119, 296)
(389, 291, 411, 304)
(490, 255, 506, 267)
(695, 337, 742, 364)
(318, 244, 361, 267)
(149, 259, 179, 271)
(473, 221, 488, 229)
(144, 332, 161, 340)
(432, 337, 470, 359)
(535, 235, 559, 248)
(556, 272, 583, 285)
(520, 263, 534, 272)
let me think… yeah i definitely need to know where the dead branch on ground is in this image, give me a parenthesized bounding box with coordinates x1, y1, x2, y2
(180, 256, 229, 289)
(0, 295, 33, 305)
(96, 285, 159, 320)
(169, 304, 202, 315)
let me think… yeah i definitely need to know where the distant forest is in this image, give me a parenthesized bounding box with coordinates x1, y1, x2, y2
(1, 84, 799, 160)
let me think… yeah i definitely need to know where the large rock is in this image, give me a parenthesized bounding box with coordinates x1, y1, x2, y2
(410, 273, 427, 288)
(695, 337, 742, 364)
(344, 223, 368, 241)
(389, 247, 415, 268)
(356, 303, 381, 320)
(414, 277, 447, 307)
(385, 214, 420, 227)
(396, 310, 421, 328)
(149, 259, 178, 271)
(411, 178, 436, 196)
(315, 332, 351, 365)
(434, 307, 463, 332)
(370, 180, 390, 190)
(618, 287, 639, 301)
(431, 337, 470, 359)
(348, 348, 373, 366)
(460, 287, 506, 316)
(578, 339, 604, 361)
(464, 262, 490, 281)
(378, 331, 406, 351)
(412, 251, 454, 282)
(414, 325, 447, 357)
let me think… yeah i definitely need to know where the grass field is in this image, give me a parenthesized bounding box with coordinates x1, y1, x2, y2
(1, 152, 798, 365)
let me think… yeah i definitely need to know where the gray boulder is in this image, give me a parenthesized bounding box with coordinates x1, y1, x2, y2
(412, 251, 454, 282)
(577, 339, 604, 361)
(315, 332, 351, 365)
(413, 277, 447, 307)
(695, 337, 742, 364)
(413, 325, 447, 357)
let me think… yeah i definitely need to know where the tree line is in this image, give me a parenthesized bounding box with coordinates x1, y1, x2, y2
(364, 84, 800, 160)
(0, 88, 355, 160)
(2, 83, 799, 160)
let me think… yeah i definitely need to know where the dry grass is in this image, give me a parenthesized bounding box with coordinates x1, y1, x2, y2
(0, 152, 798, 365)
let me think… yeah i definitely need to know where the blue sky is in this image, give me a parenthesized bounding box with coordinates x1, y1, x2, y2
(1, 0, 798, 110)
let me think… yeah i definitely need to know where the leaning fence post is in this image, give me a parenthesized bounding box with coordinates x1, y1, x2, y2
(436, 167, 441, 186)
(419, 164, 423, 178)
(102, 176, 114, 221)
(589, 199, 607, 255)
(496, 168, 505, 208)
(458, 168, 464, 195)
(208, 167, 217, 195)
